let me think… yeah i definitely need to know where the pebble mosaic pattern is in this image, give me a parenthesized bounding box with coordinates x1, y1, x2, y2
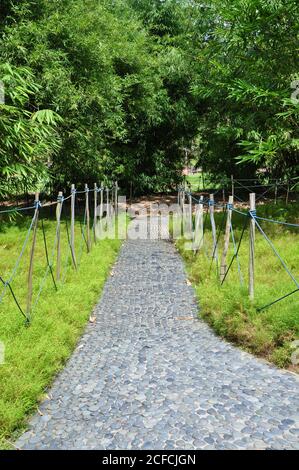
(16, 239, 299, 450)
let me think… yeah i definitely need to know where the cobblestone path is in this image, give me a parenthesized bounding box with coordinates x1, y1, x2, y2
(17, 239, 299, 450)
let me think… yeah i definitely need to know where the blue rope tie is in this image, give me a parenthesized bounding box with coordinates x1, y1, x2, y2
(208, 200, 215, 207)
(227, 203, 234, 210)
(57, 195, 64, 203)
(249, 210, 256, 218)
(255, 215, 299, 228)
(34, 200, 42, 209)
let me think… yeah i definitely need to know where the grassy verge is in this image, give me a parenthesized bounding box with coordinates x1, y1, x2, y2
(0, 211, 123, 448)
(186, 173, 224, 192)
(176, 202, 299, 371)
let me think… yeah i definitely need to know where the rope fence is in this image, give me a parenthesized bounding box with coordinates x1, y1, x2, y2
(0, 181, 119, 325)
(178, 185, 299, 312)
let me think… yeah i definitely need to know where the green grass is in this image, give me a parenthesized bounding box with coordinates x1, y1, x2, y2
(186, 173, 224, 192)
(0, 211, 123, 448)
(176, 202, 299, 371)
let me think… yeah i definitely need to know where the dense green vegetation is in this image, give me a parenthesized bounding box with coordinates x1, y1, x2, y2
(0, 0, 298, 197)
(0, 211, 122, 448)
(1, 0, 298, 449)
(177, 202, 299, 370)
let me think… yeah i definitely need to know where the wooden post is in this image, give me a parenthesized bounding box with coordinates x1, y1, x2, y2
(111, 183, 114, 210)
(93, 183, 97, 243)
(106, 187, 109, 218)
(70, 184, 77, 269)
(194, 195, 204, 252)
(100, 181, 104, 218)
(26, 192, 40, 319)
(182, 188, 185, 223)
(209, 193, 218, 261)
(85, 184, 91, 253)
(231, 175, 234, 199)
(56, 191, 63, 281)
(188, 193, 193, 238)
(115, 181, 118, 216)
(249, 193, 256, 300)
(220, 195, 233, 282)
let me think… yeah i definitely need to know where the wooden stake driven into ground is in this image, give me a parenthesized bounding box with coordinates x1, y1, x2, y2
(26, 192, 40, 319)
(249, 193, 256, 300)
(85, 184, 91, 253)
(93, 183, 97, 244)
(70, 184, 77, 269)
(56, 191, 63, 281)
(100, 181, 104, 218)
(111, 183, 114, 210)
(106, 187, 109, 219)
(181, 188, 184, 220)
(194, 195, 204, 252)
(179, 189, 183, 213)
(220, 195, 233, 282)
(188, 193, 193, 239)
(115, 181, 118, 216)
(209, 193, 218, 262)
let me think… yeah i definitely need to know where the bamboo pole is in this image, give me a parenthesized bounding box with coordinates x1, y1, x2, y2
(249, 193, 256, 300)
(70, 184, 77, 269)
(231, 174, 234, 199)
(56, 191, 63, 281)
(220, 195, 233, 282)
(26, 192, 40, 320)
(85, 184, 91, 253)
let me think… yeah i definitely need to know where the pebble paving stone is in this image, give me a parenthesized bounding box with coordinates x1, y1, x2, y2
(16, 237, 299, 450)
